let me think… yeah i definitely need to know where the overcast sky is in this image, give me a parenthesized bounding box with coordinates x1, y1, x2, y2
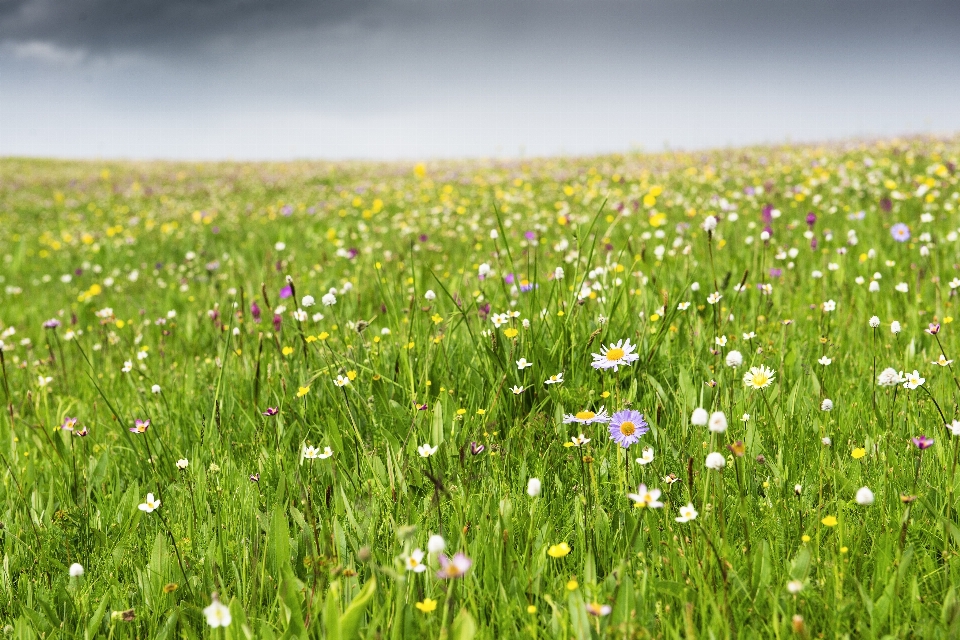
(2, 0, 959, 160)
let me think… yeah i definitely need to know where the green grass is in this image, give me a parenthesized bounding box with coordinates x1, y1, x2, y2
(1, 137, 960, 638)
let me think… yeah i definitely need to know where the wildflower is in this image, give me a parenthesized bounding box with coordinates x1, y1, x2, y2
(591, 338, 639, 371)
(334, 375, 350, 387)
(891, 321, 901, 334)
(627, 484, 664, 508)
(787, 580, 804, 594)
(856, 487, 875, 505)
(715, 335, 728, 347)
(416, 598, 437, 613)
(554, 267, 564, 280)
(743, 365, 775, 389)
(303, 445, 322, 459)
(405, 549, 427, 573)
(321, 292, 337, 306)
(794, 484, 802, 496)
(903, 370, 925, 389)
(297, 386, 311, 397)
(708, 411, 728, 433)
(741, 413, 750, 422)
(586, 603, 612, 617)
(927, 323, 941, 335)
(138, 493, 161, 513)
(743, 331, 756, 340)
(544, 372, 564, 385)
(608, 409, 648, 448)
(705, 452, 726, 470)
(563, 407, 610, 424)
(478, 263, 493, 280)
(436, 553, 472, 579)
(263, 407, 279, 416)
(424, 290, 436, 301)
(636, 447, 654, 465)
(176, 458, 189, 470)
(516, 357, 532, 370)
(60, 417, 78, 431)
(69, 563, 84, 577)
(820, 398, 833, 411)
(203, 593, 232, 628)
(691, 408, 709, 425)
(678, 301, 691, 310)
(707, 292, 722, 304)
(527, 477, 541, 497)
(822, 436, 832, 446)
(547, 542, 571, 558)
(891, 223, 911, 242)
(417, 443, 438, 458)
(869, 316, 881, 328)
(122, 360, 133, 373)
(570, 434, 591, 447)
(818, 356, 832, 365)
(566, 579, 579, 590)
(725, 350, 743, 368)
(427, 535, 446, 553)
(728, 441, 746, 457)
(949, 420, 960, 436)
(877, 368, 904, 386)
(895, 282, 909, 293)
(470, 442, 485, 455)
(851, 448, 866, 459)
(821, 515, 838, 527)
(301, 295, 315, 307)
(511, 385, 524, 395)
(912, 435, 934, 449)
(675, 503, 698, 523)
(933, 354, 954, 367)
(823, 300, 837, 312)
(663, 473, 679, 484)
(129, 419, 150, 434)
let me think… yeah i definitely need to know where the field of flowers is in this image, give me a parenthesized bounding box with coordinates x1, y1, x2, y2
(2, 136, 960, 638)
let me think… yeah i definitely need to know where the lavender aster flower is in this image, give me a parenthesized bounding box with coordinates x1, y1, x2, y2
(891, 223, 911, 242)
(436, 552, 472, 579)
(608, 409, 648, 448)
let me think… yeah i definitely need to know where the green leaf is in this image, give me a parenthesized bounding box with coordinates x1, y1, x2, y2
(279, 566, 305, 639)
(85, 595, 109, 640)
(340, 578, 377, 640)
(325, 580, 342, 640)
(267, 505, 292, 579)
(431, 402, 445, 446)
(451, 608, 477, 640)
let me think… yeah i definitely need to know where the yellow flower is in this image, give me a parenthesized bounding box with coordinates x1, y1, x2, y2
(346, 370, 357, 381)
(851, 448, 866, 459)
(297, 386, 311, 398)
(282, 346, 294, 356)
(801, 535, 811, 543)
(318, 332, 330, 341)
(456, 408, 467, 415)
(945, 317, 954, 324)
(840, 546, 849, 554)
(476, 409, 486, 415)
(526, 605, 537, 614)
(600, 391, 610, 398)
(415, 598, 437, 613)
(821, 515, 838, 527)
(566, 579, 578, 591)
(305, 335, 317, 343)
(547, 542, 571, 558)
(504, 328, 519, 338)
(431, 313, 443, 325)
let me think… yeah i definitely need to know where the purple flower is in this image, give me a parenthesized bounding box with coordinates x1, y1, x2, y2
(926, 323, 941, 335)
(608, 409, 648, 448)
(891, 223, 911, 242)
(43, 319, 62, 329)
(912, 435, 934, 449)
(279, 285, 293, 299)
(60, 417, 78, 431)
(769, 268, 782, 278)
(262, 407, 278, 416)
(880, 198, 892, 212)
(272, 314, 282, 332)
(470, 441, 485, 455)
(419, 234, 428, 243)
(250, 301, 262, 323)
(436, 553, 472, 579)
(762, 204, 773, 223)
(806, 212, 817, 227)
(524, 231, 536, 241)
(503, 273, 515, 285)
(130, 419, 150, 434)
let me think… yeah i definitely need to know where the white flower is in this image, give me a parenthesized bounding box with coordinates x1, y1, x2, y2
(203, 594, 232, 628)
(418, 443, 438, 458)
(708, 411, 728, 433)
(787, 580, 804, 594)
(428, 534, 446, 553)
(570, 433, 591, 447)
(949, 420, 960, 436)
(741, 413, 750, 422)
(478, 263, 493, 279)
(869, 280, 880, 292)
(823, 300, 836, 312)
(725, 350, 743, 368)
(903, 370, 925, 389)
(293, 309, 308, 322)
(691, 408, 709, 426)
(122, 361, 133, 373)
(742, 331, 756, 340)
(321, 292, 337, 306)
(563, 407, 610, 424)
(811, 270, 823, 279)
(715, 335, 728, 347)
(822, 436, 832, 446)
(934, 354, 954, 367)
(856, 486, 875, 505)
(702, 216, 717, 232)
(151, 384, 161, 394)
(303, 445, 321, 459)
(527, 477, 542, 497)
(627, 484, 664, 509)
(890, 321, 901, 334)
(516, 357, 532, 370)
(553, 267, 564, 280)
(895, 282, 909, 293)
(678, 301, 691, 310)
(138, 493, 161, 513)
(176, 458, 189, 470)
(318, 447, 333, 459)
(69, 563, 84, 577)
(869, 316, 880, 328)
(544, 372, 564, 385)
(707, 292, 722, 305)
(489, 229, 499, 239)
(424, 290, 436, 301)
(37, 375, 53, 387)
(301, 295, 315, 307)
(690, 282, 700, 292)
(137, 350, 148, 361)
(675, 502, 698, 523)
(591, 338, 640, 371)
(274, 241, 286, 251)
(820, 398, 834, 411)
(877, 367, 904, 386)
(705, 452, 726, 470)
(511, 385, 524, 394)
(951, 278, 960, 290)
(405, 549, 427, 573)
(334, 375, 350, 387)
(636, 447, 654, 465)
(818, 356, 832, 366)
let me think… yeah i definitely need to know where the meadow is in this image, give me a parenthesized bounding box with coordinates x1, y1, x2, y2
(1, 136, 960, 638)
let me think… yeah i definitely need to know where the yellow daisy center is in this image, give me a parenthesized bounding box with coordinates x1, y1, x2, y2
(606, 347, 625, 361)
(619, 421, 636, 436)
(752, 373, 768, 387)
(575, 411, 596, 420)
